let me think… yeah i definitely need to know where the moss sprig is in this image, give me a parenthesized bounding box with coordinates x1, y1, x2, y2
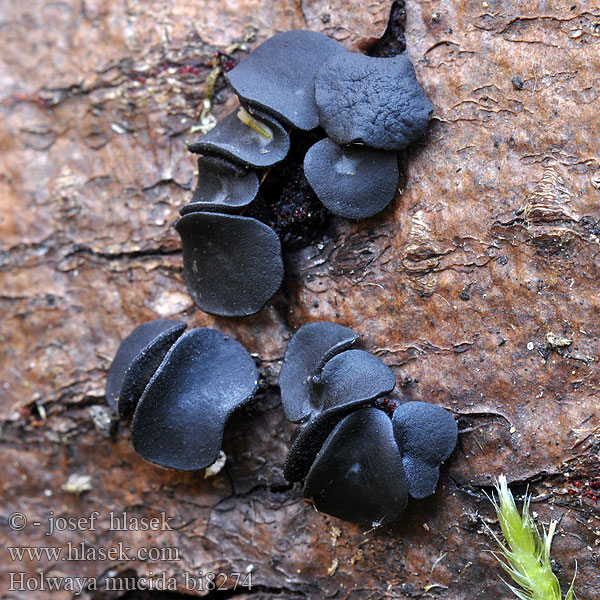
(486, 475, 577, 600)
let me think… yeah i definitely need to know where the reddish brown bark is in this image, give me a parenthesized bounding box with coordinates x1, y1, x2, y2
(1, 1, 599, 598)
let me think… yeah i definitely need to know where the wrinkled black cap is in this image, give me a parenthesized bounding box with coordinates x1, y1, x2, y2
(131, 328, 258, 471)
(304, 138, 399, 219)
(227, 30, 346, 131)
(315, 52, 433, 150)
(392, 401, 458, 498)
(304, 408, 408, 526)
(105, 319, 187, 415)
(180, 156, 259, 215)
(279, 321, 358, 423)
(188, 108, 290, 168)
(176, 212, 284, 317)
(283, 349, 396, 482)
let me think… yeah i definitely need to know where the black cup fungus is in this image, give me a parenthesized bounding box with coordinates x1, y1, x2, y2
(106, 321, 259, 471)
(279, 321, 359, 423)
(226, 30, 346, 131)
(180, 156, 259, 215)
(279, 321, 458, 526)
(176, 211, 284, 317)
(303, 138, 399, 219)
(392, 400, 458, 499)
(188, 107, 290, 169)
(105, 319, 187, 417)
(131, 328, 258, 471)
(285, 348, 397, 483)
(177, 30, 434, 317)
(304, 407, 409, 527)
(314, 52, 434, 150)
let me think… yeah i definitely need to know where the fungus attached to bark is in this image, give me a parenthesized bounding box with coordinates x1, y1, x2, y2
(106, 322, 259, 471)
(131, 328, 258, 471)
(314, 52, 433, 150)
(188, 107, 290, 168)
(303, 138, 399, 219)
(172, 33, 436, 320)
(392, 401, 458, 499)
(176, 211, 284, 317)
(226, 30, 346, 131)
(105, 319, 187, 417)
(278, 321, 358, 423)
(304, 408, 408, 526)
(283, 347, 396, 482)
(279, 321, 458, 526)
(180, 156, 259, 215)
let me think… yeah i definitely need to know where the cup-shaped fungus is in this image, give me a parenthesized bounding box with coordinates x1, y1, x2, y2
(105, 321, 258, 471)
(180, 156, 259, 215)
(105, 319, 187, 418)
(392, 401, 458, 499)
(304, 408, 408, 526)
(314, 52, 434, 150)
(226, 30, 346, 131)
(188, 107, 290, 169)
(278, 321, 359, 423)
(279, 321, 458, 526)
(175, 212, 284, 317)
(284, 347, 396, 482)
(303, 138, 399, 219)
(176, 30, 435, 317)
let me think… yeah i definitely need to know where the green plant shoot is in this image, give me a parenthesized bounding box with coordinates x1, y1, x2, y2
(487, 475, 577, 600)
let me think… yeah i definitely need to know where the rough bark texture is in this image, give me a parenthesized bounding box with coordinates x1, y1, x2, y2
(1, 1, 599, 599)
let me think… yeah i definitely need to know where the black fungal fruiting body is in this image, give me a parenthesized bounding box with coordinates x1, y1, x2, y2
(105, 319, 187, 417)
(176, 212, 284, 317)
(177, 29, 433, 317)
(181, 156, 259, 214)
(226, 30, 347, 130)
(279, 321, 457, 526)
(314, 52, 433, 150)
(303, 138, 399, 219)
(105, 320, 258, 471)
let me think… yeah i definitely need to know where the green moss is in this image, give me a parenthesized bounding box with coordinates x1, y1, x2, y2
(487, 475, 576, 600)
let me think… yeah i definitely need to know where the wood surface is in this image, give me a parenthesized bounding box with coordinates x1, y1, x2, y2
(1, 1, 599, 598)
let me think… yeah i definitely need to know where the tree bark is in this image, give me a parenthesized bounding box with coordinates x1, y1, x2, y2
(1, 0, 599, 598)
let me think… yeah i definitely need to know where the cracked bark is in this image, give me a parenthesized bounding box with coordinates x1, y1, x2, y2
(1, 1, 599, 599)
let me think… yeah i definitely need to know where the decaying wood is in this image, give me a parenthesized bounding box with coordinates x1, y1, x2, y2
(1, 0, 599, 598)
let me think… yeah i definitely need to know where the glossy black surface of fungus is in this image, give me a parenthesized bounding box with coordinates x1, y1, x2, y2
(283, 348, 396, 482)
(392, 401, 458, 499)
(176, 212, 284, 317)
(131, 328, 258, 471)
(303, 138, 399, 219)
(315, 52, 433, 150)
(304, 408, 408, 526)
(278, 321, 358, 423)
(105, 319, 186, 415)
(227, 30, 346, 131)
(117, 322, 187, 419)
(180, 156, 259, 215)
(187, 108, 290, 168)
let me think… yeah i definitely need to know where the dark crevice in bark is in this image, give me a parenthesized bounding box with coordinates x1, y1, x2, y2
(114, 584, 307, 598)
(367, 0, 407, 57)
(65, 244, 181, 261)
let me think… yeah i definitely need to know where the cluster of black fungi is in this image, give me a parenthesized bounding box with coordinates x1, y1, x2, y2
(105, 30, 457, 527)
(106, 320, 457, 527)
(177, 30, 433, 317)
